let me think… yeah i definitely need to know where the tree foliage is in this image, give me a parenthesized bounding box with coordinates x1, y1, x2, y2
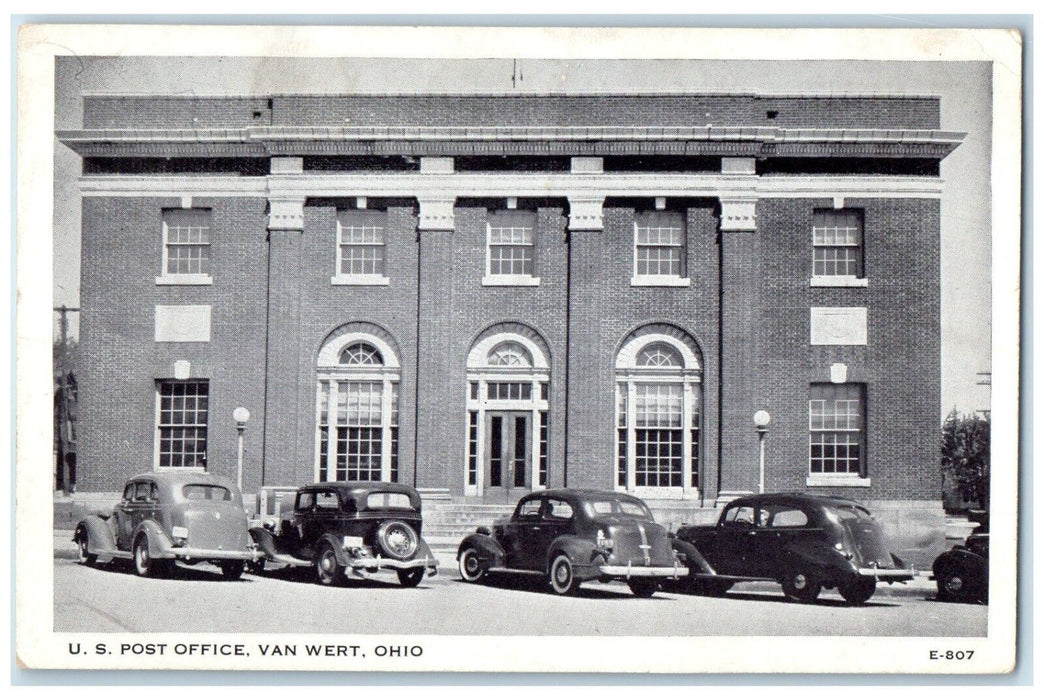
(941, 410, 991, 510)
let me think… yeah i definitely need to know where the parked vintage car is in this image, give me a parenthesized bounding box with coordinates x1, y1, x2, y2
(457, 489, 686, 597)
(248, 481, 438, 587)
(672, 492, 914, 605)
(73, 472, 258, 580)
(932, 513, 989, 604)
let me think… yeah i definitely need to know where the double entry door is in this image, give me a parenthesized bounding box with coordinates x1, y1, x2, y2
(485, 411, 531, 501)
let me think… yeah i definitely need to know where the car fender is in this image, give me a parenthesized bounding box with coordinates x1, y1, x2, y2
(457, 532, 505, 567)
(670, 537, 716, 575)
(414, 537, 435, 562)
(249, 526, 284, 559)
(315, 532, 350, 567)
(132, 520, 176, 559)
(933, 546, 987, 578)
(75, 515, 116, 553)
(546, 535, 601, 572)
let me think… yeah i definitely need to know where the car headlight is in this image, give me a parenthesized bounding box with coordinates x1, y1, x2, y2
(834, 542, 854, 560)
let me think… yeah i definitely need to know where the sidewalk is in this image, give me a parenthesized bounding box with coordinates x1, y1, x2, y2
(54, 529, 939, 599)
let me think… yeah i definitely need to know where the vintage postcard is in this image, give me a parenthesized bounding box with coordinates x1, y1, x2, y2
(15, 24, 1021, 674)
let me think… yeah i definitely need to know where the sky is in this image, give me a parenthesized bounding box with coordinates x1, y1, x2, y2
(51, 54, 994, 418)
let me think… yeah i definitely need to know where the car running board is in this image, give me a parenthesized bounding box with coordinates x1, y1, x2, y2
(264, 552, 313, 567)
(689, 573, 776, 583)
(89, 549, 133, 561)
(487, 567, 545, 576)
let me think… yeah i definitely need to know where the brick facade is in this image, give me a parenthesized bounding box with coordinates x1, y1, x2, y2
(65, 92, 957, 551)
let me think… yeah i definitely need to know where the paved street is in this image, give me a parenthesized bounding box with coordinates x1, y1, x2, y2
(54, 543, 987, 637)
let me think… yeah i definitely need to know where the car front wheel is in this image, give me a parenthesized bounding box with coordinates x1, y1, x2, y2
(549, 554, 580, 596)
(75, 529, 97, 566)
(838, 577, 877, 605)
(315, 542, 345, 586)
(936, 565, 977, 603)
(782, 570, 821, 603)
(458, 547, 487, 583)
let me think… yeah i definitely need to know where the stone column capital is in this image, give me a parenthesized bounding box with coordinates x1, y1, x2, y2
(267, 197, 306, 230)
(719, 197, 758, 232)
(567, 195, 604, 231)
(418, 196, 456, 231)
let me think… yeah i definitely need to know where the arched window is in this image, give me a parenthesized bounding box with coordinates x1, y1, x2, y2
(488, 341, 533, 367)
(465, 324, 550, 497)
(615, 325, 702, 497)
(315, 326, 400, 483)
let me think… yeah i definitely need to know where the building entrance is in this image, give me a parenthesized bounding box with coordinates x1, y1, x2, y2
(485, 411, 531, 501)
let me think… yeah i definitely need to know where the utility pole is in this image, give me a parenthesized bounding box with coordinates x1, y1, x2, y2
(54, 305, 80, 494)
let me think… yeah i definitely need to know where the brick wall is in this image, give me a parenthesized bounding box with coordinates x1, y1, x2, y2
(77, 196, 269, 491)
(82, 94, 940, 130)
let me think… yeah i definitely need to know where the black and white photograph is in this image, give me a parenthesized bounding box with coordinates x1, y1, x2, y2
(15, 24, 1021, 674)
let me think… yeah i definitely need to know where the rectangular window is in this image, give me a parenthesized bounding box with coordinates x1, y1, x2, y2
(634, 211, 685, 278)
(156, 380, 209, 468)
(539, 411, 548, 488)
(809, 383, 866, 476)
(337, 381, 383, 481)
(336, 210, 387, 280)
(467, 411, 479, 486)
(485, 210, 538, 284)
(390, 382, 399, 483)
(617, 383, 628, 487)
(813, 209, 864, 278)
(161, 209, 212, 282)
(633, 383, 683, 487)
(691, 402, 701, 489)
(487, 382, 533, 401)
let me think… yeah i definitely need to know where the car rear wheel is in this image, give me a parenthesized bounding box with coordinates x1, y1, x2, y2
(315, 542, 345, 586)
(549, 554, 580, 596)
(838, 577, 877, 605)
(133, 536, 169, 578)
(628, 579, 659, 598)
(936, 565, 976, 603)
(782, 570, 821, 603)
(397, 568, 424, 587)
(458, 548, 487, 583)
(219, 561, 244, 581)
(75, 528, 97, 566)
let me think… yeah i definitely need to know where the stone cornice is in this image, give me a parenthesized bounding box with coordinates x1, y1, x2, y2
(57, 125, 965, 160)
(78, 172, 946, 200)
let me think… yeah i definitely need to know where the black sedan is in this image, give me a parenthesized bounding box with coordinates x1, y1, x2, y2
(673, 492, 914, 605)
(457, 489, 686, 597)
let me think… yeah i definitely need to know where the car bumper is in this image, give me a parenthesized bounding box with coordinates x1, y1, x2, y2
(857, 567, 916, 581)
(347, 554, 439, 574)
(169, 547, 260, 561)
(599, 563, 686, 579)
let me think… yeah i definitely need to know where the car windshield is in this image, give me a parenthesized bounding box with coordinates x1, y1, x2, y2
(584, 497, 652, 520)
(182, 484, 232, 501)
(365, 492, 413, 510)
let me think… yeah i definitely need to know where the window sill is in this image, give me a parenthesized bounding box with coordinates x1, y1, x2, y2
(155, 466, 207, 474)
(482, 275, 541, 287)
(631, 276, 691, 288)
(155, 274, 213, 286)
(810, 276, 868, 288)
(331, 274, 390, 286)
(806, 475, 871, 488)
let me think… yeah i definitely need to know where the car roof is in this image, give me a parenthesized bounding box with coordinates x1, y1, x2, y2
(723, 491, 868, 509)
(302, 481, 421, 497)
(525, 488, 647, 503)
(126, 472, 237, 489)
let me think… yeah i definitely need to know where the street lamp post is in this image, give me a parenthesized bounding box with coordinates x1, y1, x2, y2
(233, 407, 250, 490)
(753, 410, 771, 494)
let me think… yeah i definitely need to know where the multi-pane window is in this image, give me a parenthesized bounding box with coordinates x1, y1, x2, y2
(487, 211, 536, 277)
(634, 212, 685, 277)
(316, 338, 399, 482)
(488, 342, 532, 367)
(156, 380, 209, 468)
(633, 383, 684, 487)
(487, 382, 533, 401)
(813, 209, 864, 278)
(337, 211, 386, 276)
(162, 209, 211, 276)
(615, 332, 702, 494)
(809, 383, 866, 476)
